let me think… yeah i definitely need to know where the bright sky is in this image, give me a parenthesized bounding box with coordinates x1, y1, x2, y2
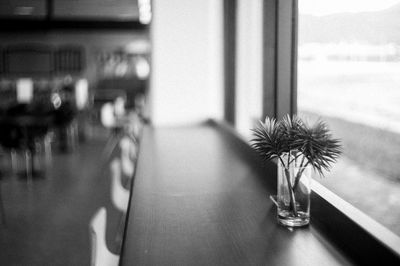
(299, 0, 400, 16)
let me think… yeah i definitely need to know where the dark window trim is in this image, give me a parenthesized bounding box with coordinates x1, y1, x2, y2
(223, 0, 237, 125)
(290, 0, 298, 115)
(262, 0, 277, 119)
(311, 181, 400, 265)
(262, 0, 296, 119)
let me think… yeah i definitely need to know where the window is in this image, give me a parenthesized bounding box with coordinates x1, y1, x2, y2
(298, 0, 400, 236)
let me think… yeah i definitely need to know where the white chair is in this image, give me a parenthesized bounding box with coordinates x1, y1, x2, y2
(119, 137, 137, 178)
(89, 207, 119, 266)
(110, 159, 130, 213)
(100, 103, 120, 161)
(127, 111, 142, 140)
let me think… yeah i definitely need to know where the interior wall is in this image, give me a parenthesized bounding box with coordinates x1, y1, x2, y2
(150, 0, 223, 126)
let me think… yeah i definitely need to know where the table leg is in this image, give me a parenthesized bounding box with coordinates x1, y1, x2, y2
(11, 149, 17, 174)
(0, 185, 5, 225)
(25, 149, 33, 185)
(44, 134, 52, 167)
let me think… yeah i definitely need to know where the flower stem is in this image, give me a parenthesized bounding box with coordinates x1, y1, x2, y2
(278, 156, 298, 217)
(293, 160, 309, 191)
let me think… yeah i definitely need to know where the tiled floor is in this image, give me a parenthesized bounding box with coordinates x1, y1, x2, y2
(0, 136, 124, 265)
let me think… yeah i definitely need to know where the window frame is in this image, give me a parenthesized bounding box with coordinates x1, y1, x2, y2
(223, 0, 237, 125)
(224, 0, 400, 263)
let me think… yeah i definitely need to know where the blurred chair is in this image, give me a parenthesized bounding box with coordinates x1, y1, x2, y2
(125, 111, 142, 141)
(0, 107, 52, 182)
(110, 159, 130, 243)
(110, 159, 130, 213)
(100, 103, 120, 161)
(100, 100, 141, 165)
(89, 207, 119, 266)
(93, 88, 126, 128)
(94, 88, 127, 110)
(119, 136, 137, 178)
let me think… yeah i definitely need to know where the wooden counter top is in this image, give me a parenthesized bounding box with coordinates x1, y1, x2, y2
(120, 122, 353, 265)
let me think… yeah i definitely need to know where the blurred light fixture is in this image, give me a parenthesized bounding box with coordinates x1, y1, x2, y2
(101, 103, 116, 128)
(75, 79, 88, 110)
(125, 40, 151, 54)
(138, 0, 152, 24)
(124, 39, 151, 54)
(16, 78, 33, 103)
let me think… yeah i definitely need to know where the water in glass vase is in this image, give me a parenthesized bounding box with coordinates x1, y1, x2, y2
(277, 153, 312, 227)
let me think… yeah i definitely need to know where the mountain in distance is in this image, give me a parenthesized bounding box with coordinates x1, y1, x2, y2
(299, 3, 400, 45)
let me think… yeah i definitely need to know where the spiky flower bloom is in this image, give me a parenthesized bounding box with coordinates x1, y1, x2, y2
(251, 115, 342, 218)
(251, 115, 341, 176)
(296, 120, 342, 176)
(251, 117, 285, 161)
(278, 114, 305, 152)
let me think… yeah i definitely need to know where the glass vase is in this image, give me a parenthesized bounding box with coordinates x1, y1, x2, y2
(277, 152, 312, 227)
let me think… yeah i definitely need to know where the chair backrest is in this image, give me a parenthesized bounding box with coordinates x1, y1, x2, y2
(129, 111, 142, 138)
(113, 97, 126, 117)
(110, 159, 130, 213)
(89, 207, 119, 266)
(119, 137, 137, 177)
(120, 136, 137, 159)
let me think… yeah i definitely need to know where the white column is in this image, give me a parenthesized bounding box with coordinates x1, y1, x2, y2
(150, 0, 223, 126)
(235, 0, 263, 137)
